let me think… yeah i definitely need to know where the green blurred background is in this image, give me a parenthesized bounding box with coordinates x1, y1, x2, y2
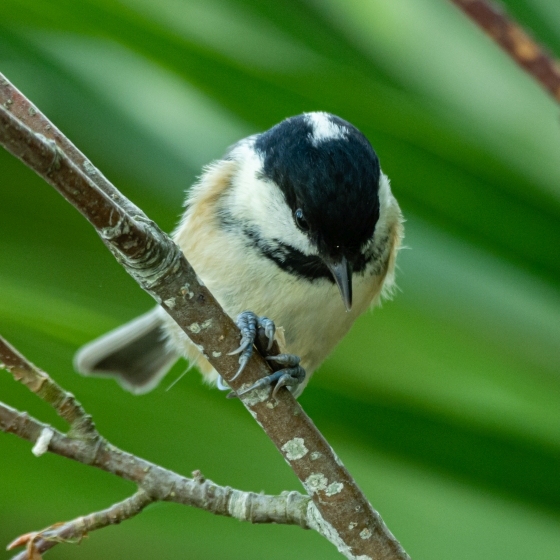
(1, 0, 559, 558)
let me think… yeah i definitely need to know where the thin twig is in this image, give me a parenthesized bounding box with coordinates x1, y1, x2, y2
(450, 0, 560, 103)
(0, 337, 98, 440)
(0, 72, 409, 560)
(7, 490, 155, 560)
(5, 485, 308, 560)
(0, 398, 310, 529)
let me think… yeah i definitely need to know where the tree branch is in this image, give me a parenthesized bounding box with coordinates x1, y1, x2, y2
(0, 72, 409, 559)
(0, 400, 310, 528)
(450, 0, 560, 103)
(1, 335, 312, 559)
(7, 490, 155, 560)
(0, 337, 98, 441)
(0, 335, 311, 523)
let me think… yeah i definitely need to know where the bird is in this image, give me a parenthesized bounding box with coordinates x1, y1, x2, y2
(74, 112, 404, 399)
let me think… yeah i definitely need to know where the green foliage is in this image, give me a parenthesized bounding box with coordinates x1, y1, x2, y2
(1, 1, 559, 558)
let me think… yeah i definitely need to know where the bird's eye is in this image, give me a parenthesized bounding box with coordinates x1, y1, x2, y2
(295, 208, 309, 232)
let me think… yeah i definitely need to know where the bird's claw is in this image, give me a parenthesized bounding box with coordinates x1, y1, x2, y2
(227, 338, 252, 357)
(266, 354, 301, 367)
(228, 311, 275, 381)
(236, 356, 305, 399)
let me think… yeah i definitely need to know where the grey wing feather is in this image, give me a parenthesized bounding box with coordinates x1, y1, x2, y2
(74, 307, 179, 394)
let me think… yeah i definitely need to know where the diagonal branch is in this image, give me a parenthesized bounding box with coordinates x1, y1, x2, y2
(0, 74, 143, 217)
(450, 0, 560, 103)
(0, 73, 409, 559)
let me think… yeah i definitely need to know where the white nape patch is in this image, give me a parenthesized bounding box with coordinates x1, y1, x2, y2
(226, 140, 316, 256)
(377, 171, 395, 227)
(32, 427, 54, 457)
(360, 169, 404, 304)
(305, 112, 348, 146)
(360, 170, 397, 256)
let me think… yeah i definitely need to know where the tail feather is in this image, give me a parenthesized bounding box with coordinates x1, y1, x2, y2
(74, 307, 179, 394)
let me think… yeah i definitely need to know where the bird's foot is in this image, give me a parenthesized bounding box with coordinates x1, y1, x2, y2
(237, 354, 306, 399)
(227, 311, 276, 380)
(224, 311, 305, 399)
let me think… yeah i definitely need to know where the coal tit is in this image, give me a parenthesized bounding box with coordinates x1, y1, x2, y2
(75, 112, 404, 398)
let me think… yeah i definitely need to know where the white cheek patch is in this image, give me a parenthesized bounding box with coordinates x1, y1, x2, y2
(227, 142, 316, 256)
(305, 112, 348, 146)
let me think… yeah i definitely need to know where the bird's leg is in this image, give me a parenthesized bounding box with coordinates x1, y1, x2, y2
(222, 311, 306, 398)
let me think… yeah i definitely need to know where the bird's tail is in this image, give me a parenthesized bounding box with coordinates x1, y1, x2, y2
(74, 307, 179, 394)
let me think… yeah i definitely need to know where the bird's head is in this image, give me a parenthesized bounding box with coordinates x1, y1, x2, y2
(223, 112, 385, 311)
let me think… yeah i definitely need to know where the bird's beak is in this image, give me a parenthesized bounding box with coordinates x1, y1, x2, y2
(327, 257, 353, 312)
